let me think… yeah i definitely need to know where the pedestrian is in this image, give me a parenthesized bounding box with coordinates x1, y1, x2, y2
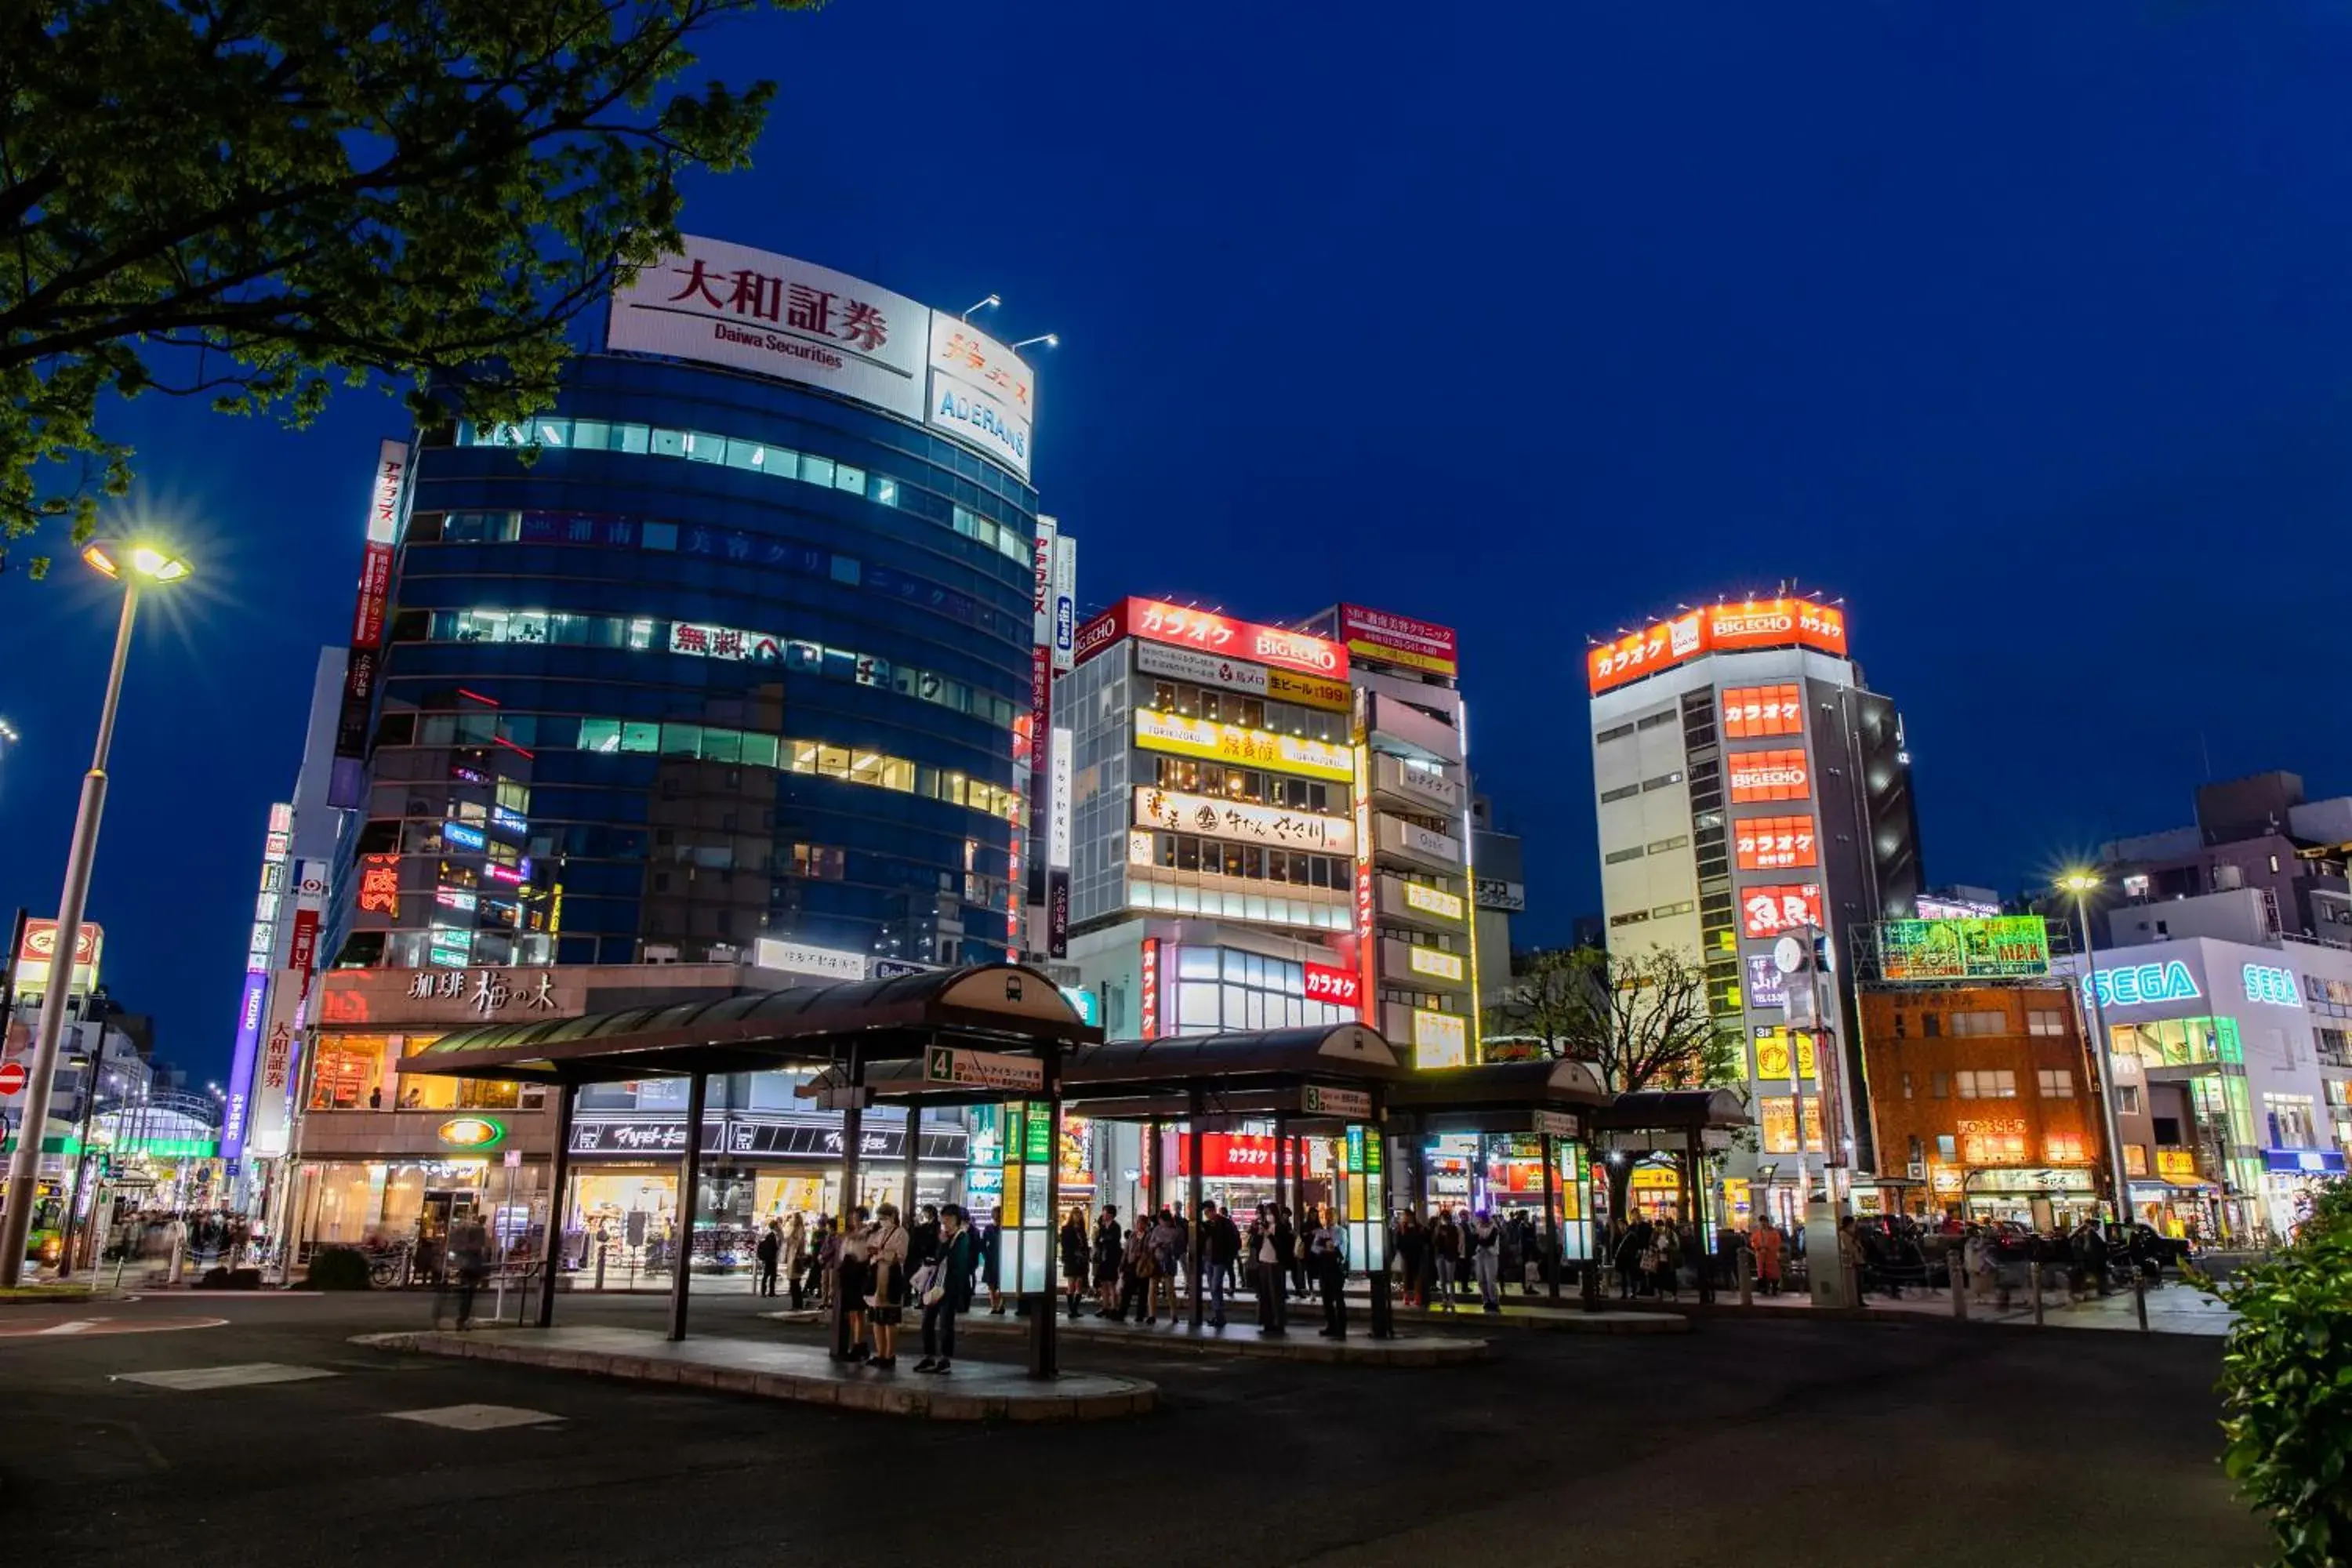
(1432, 1208, 1462, 1311)
(864, 1203, 908, 1370)
(1471, 1210, 1503, 1312)
(1060, 1206, 1091, 1320)
(979, 1215, 1005, 1314)
(782, 1212, 808, 1308)
(813, 1215, 840, 1308)
(444, 1214, 490, 1330)
(838, 1205, 873, 1362)
(1618, 1215, 1653, 1299)
(1117, 1214, 1153, 1323)
(1395, 1211, 1428, 1308)
(755, 1219, 782, 1298)
(1649, 1216, 1681, 1301)
(916, 1203, 977, 1376)
(1963, 1225, 1994, 1305)
(911, 1204, 942, 1273)
(1281, 1204, 1308, 1300)
(1202, 1200, 1240, 1328)
(1311, 1214, 1349, 1338)
(1751, 1217, 1785, 1297)
(1249, 1205, 1286, 1333)
(1092, 1206, 1123, 1316)
(1148, 1209, 1184, 1323)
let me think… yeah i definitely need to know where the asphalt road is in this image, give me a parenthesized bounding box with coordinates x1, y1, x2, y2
(0, 1287, 2263, 1567)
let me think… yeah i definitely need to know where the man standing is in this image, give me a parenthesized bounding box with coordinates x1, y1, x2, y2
(1201, 1201, 1240, 1328)
(1312, 1217, 1349, 1338)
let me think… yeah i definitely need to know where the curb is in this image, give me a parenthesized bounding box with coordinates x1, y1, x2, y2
(953, 1315, 1493, 1365)
(353, 1330, 1160, 1422)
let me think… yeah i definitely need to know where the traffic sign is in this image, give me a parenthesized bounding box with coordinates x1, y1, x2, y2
(922, 1046, 1044, 1093)
(0, 1062, 25, 1098)
(1301, 1084, 1371, 1120)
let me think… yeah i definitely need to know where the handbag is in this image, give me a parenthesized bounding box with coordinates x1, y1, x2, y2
(908, 1261, 938, 1301)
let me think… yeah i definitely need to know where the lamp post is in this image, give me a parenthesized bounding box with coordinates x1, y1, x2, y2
(0, 538, 193, 1285)
(2061, 872, 2136, 1226)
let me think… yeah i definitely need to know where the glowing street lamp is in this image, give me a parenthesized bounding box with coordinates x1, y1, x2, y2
(1011, 333, 1059, 351)
(0, 537, 194, 1285)
(2060, 870, 2136, 1225)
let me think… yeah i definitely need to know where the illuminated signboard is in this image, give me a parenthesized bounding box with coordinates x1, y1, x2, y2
(1588, 597, 1849, 695)
(2083, 960, 2201, 1009)
(1305, 961, 1362, 1008)
(1334, 604, 1458, 679)
(1074, 597, 1348, 680)
(13, 919, 104, 995)
(357, 853, 401, 917)
(1139, 938, 1161, 1038)
(443, 821, 488, 852)
(1735, 815, 1817, 871)
(1402, 881, 1465, 920)
(1132, 787, 1355, 854)
(1407, 946, 1466, 982)
(1740, 884, 1822, 939)
(1878, 916, 2052, 982)
(1133, 709, 1354, 782)
(1413, 1008, 1468, 1069)
(437, 1116, 506, 1149)
(1131, 639, 1352, 712)
(1744, 953, 1788, 1009)
(1751, 1025, 1818, 1080)
(607, 235, 931, 421)
(925, 311, 1035, 481)
(1722, 684, 1805, 739)
(2242, 964, 2303, 1007)
(1728, 749, 1810, 803)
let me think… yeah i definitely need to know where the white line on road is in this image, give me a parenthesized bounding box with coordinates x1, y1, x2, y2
(385, 1403, 565, 1431)
(113, 1363, 339, 1391)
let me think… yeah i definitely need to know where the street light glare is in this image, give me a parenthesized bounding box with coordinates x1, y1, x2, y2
(2058, 871, 2101, 894)
(82, 536, 194, 583)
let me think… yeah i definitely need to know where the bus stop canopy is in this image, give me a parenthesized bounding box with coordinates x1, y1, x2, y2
(1383, 1059, 1610, 1136)
(1586, 1088, 1751, 1136)
(1059, 1023, 1406, 1121)
(393, 964, 1098, 1085)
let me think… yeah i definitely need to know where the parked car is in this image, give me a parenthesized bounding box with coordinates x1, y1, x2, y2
(2104, 1221, 2192, 1278)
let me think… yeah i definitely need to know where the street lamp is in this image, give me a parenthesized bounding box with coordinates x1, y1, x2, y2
(1011, 333, 1059, 351)
(2061, 870, 2136, 1226)
(960, 293, 1000, 321)
(0, 536, 193, 1285)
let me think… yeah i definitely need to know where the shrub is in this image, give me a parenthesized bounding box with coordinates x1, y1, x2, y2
(306, 1248, 373, 1291)
(2215, 1179, 2352, 1567)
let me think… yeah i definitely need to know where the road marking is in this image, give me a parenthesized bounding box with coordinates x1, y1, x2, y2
(0, 1315, 227, 1340)
(385, 1403, 564, 1432)
(114, 1363, 337, 1391)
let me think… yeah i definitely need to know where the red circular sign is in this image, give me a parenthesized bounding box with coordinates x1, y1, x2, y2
(0, 1062, 27, 1097)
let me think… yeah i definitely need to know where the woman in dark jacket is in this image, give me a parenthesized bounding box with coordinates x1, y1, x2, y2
(916, 1205, 978, 1375)
(1394, 1211, 1428, 1308)
(1059, 1207, 1091, 1319)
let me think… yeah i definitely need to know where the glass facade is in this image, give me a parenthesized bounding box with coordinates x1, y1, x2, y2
(343, 354, 1036, 971)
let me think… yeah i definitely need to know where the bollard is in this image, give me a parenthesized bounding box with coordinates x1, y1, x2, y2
(1948, 1253, 1969, 1322)
(2029, 1261, 2045, 1327)
(2134, 1269, 2149, 1332)
(594, 1243, 608, 1292)
(1738, 1247, 1755, 1307)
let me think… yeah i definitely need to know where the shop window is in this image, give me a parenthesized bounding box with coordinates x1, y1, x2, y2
(1951, 1011, 2008, 1036)
(2124, 1144, 2148, 1175)
(308, 1036, 393, 1110)
(1900, 1072, 1913, 1100)
(1962, 1130, 2028, 1163)
(1936, 1134, 1956, 1162)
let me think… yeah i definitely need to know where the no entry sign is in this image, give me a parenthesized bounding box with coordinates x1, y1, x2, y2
(0, 1061, 27, 1098)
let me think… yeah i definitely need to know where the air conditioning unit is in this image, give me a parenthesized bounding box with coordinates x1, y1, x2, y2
(644, 944, 681, 965)
(1907, 1161, 1927, 1181)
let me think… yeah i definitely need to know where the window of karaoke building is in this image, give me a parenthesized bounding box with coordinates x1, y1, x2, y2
(335, 238, 1044, 982)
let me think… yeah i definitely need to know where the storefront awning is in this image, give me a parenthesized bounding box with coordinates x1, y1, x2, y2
(394, 964, 1100, 1084)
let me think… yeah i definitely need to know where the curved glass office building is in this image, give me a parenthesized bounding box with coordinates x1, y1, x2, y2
(339, 238, 1044, 973)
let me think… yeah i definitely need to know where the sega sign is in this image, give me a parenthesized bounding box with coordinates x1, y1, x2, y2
(2242, 964, 2304, 1007)
(2083, 960, 2201, 1010)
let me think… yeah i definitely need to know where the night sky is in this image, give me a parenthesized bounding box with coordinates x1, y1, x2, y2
(5, 2, 2349, 1080)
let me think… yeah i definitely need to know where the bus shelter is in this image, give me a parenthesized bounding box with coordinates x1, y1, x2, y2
(1382, 1059, 1610, 1301)
(1062, 1023, 1408, 1338)
(395, 964, 1100, 1377)
(1583, 1088, 1750, 1305)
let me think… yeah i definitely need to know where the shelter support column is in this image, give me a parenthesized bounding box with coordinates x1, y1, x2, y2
(833, 1044, 865, 1359)
(1187, 1087, 1205, 1330)
(538, 1081, 577, 1329)
(1274, 1112, 1290, 1218)
(1541, 1131, 1562, 1301)
(1030, 1045, 1062, 1381)
(1688, 1128, 1713, 1305)
(901, 1104, 922, 1215)
(667, 1070, 707, 1342)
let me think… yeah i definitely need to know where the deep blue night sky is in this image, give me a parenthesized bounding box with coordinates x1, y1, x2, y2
(5, 2, 2350, 1079)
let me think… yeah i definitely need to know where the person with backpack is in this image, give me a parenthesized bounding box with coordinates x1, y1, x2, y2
(1201, 1200, 1240, 1329)
(915, 1204, 977, 1375)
